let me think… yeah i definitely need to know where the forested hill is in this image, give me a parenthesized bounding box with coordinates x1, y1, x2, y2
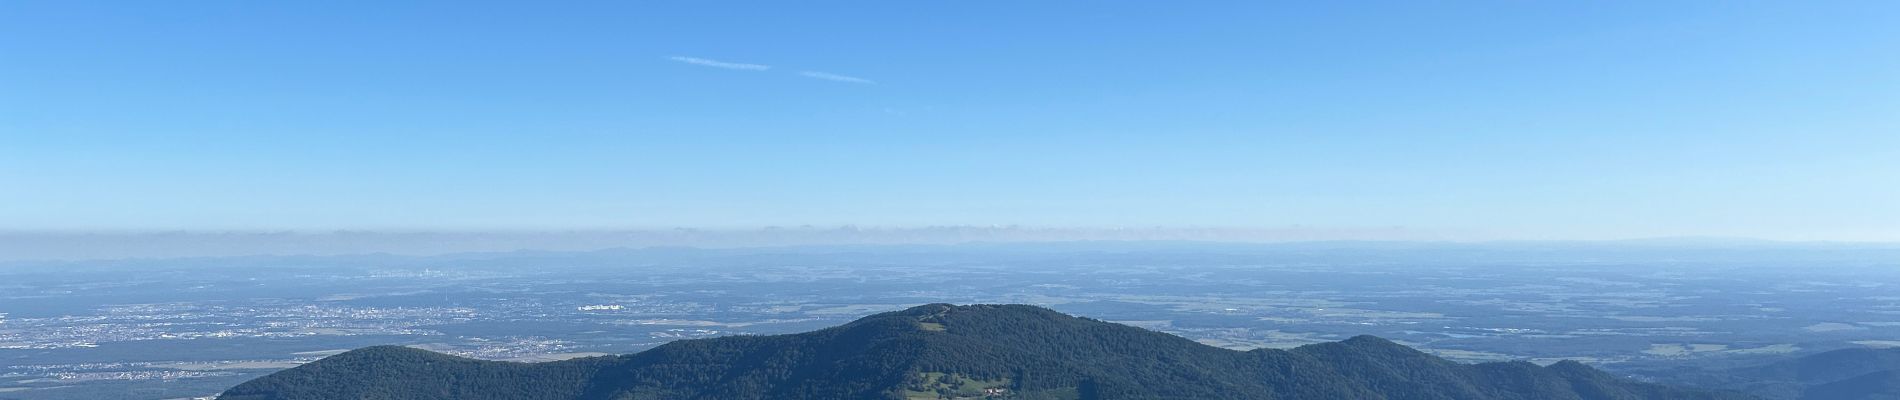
(221, 304, 1751, 400)
(1663, 346, 1900, 400)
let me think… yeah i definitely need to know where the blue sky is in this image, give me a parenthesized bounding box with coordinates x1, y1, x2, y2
(1, 1, 1895, 241)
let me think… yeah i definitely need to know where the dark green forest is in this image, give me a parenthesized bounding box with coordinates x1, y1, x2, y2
(222, 304, 1752, 400)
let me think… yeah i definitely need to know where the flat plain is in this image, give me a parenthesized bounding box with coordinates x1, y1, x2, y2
(2, 242, 1896, 399)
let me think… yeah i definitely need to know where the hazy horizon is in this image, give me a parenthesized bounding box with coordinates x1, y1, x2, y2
(4, 227, 1897, 262)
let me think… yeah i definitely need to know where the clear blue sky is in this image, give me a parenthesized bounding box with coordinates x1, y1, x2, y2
(1, 1, 1895, 241)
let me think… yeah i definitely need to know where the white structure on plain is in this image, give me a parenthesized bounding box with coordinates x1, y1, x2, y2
(578, 304, 623, 311)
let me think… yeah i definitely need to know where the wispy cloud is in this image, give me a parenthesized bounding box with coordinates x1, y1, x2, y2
(665, 55, 876, 84)
(799, 71, 877, 84)
(666, 56, 772, 71)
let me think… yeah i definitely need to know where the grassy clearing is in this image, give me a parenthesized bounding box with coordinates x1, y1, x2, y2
(901, 372, 1009, 400)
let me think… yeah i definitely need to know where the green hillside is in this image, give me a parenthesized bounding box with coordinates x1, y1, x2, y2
(1664, 347, 1900, 400)
(222, 304, 1750, 400)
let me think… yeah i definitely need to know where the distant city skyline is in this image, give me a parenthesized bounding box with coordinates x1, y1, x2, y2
(2, 2, 1895, 241)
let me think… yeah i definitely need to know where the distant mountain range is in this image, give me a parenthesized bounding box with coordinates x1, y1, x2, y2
(221, 304, 1749, 400)
(11, 229, 1897, 262)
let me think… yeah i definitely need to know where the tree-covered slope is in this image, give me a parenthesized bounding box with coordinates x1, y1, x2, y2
(222, 304, 1750, 400)
(1663, 347, 1900, 400)
(1801, 370, 1900, 400)
(217, 345, 619, 400)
